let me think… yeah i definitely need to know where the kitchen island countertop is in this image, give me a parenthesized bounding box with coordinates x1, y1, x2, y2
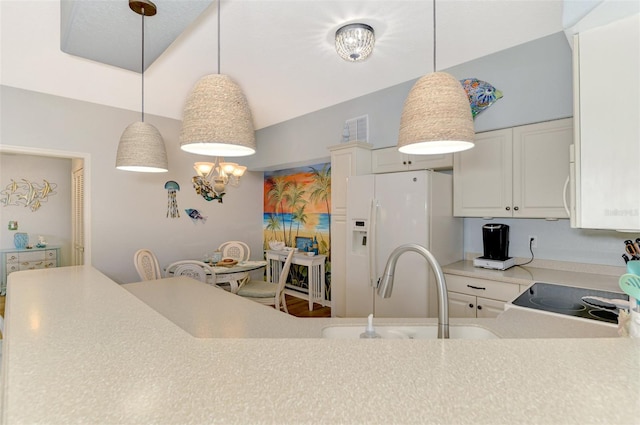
(2, 266, 639, 424)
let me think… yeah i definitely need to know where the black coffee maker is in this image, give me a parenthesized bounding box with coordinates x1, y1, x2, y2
(482, 224, 510, 260)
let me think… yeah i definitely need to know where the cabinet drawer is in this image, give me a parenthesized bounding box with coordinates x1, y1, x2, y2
(20, 260, 46, 270)
(445, 274, 520, 302)
(18, 251, 46, 262)
(6, 254, 20, 263)
(6, 264, 20, 274)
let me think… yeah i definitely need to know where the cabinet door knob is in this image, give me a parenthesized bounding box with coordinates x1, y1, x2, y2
(468, 303, 474, 308)
(402, 161, 407, 165)
(514, 206, 519, 211)
(408, 161, 412, 165)
(477, 305, 483, 310)
(505, 206, 511, 211)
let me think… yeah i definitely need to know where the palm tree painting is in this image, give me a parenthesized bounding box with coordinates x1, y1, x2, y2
(264, 163, 331, 299)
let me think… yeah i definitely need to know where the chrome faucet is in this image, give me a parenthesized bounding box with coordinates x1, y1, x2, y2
(377, 243, 449, 338)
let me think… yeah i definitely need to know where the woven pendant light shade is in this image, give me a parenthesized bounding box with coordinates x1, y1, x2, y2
(179, 74, 256, 157)
(116, 122, 168, 172)
(398, 72, 475, 155)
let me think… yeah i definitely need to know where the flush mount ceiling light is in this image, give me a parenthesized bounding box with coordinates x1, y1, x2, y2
(116, 0, 168, 173)
(335, 23, 375, 62)
(397, 0, 474, 155)
(179, 0, 256, 157)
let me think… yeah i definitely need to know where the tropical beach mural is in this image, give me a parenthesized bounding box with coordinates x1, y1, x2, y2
(264, 163, 331, 299)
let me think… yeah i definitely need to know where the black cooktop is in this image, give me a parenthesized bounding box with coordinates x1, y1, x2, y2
(511, 282, 629, 324)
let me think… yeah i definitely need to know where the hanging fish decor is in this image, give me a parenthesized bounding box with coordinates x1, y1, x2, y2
(185, 208, 207, 223)
(164, 181, 180, 218)
(192, 176, 225, 203)
(459, 78, 503, 118)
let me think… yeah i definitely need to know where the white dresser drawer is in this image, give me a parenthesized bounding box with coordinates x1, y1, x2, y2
(6, 254, 20, 263)
(6, 264, 20, 274)
(20, 260, 46, 271)
(18, 251, 46, 262)
(445, 274, 520, 302)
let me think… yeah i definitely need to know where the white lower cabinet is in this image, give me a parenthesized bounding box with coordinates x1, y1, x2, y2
(445, 274, 521, 319)
(448, 292, 507, 318)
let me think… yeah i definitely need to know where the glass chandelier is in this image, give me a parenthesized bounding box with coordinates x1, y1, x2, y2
(192, 158, 247, 201)
(335, 23, 375, 62)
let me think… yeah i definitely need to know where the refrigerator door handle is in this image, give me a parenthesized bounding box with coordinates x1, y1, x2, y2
(369, 198, 379, 288)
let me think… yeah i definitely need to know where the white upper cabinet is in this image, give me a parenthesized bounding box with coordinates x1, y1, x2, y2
(329, 142, 372, 216)
(372, 147, 453, 173)
(454, 118, 573, 219)
(572, 14, 640, 230)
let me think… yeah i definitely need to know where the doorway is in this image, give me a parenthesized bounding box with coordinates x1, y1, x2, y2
(0, 145, 91, 266)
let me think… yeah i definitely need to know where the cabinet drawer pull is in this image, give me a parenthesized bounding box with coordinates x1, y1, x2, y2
(467, 284, 486, 290)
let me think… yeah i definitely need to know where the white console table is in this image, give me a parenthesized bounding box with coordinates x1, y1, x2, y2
(265, 250, 327, 311)
(1, 246, 61, 295)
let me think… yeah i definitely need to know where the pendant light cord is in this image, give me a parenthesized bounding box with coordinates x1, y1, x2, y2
(141, 7, 145, 123)
(433, 0, 437, 72)
(217, 0, 221, 74)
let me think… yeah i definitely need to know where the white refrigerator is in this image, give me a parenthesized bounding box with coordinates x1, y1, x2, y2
(345, 170, 462, 318)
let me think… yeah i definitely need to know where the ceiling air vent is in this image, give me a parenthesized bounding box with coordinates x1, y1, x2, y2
(342, 115, 369, 143)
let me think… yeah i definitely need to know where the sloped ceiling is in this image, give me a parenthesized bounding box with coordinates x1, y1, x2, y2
(2, 0, 565, 130)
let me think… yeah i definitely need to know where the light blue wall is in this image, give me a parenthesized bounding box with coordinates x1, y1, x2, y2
(248, 32, 632, 267)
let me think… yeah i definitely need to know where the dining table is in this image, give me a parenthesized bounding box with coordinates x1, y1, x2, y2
(167, 260, 267, 294)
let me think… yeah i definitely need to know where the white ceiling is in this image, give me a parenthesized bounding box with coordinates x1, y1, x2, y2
(1, 0, 566, 130)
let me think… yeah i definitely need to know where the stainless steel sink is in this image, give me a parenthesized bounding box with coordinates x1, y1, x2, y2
(321, 324, 500, 339)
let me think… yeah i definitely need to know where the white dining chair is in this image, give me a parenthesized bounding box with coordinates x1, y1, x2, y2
(165, 260, 216, 285)
(236, 249, 294, 312)
(217, 241, 251, 262)
(134, 249, 162, 281)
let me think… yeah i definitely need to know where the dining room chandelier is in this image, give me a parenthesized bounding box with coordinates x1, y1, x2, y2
(115, 0, 169, 173)
(179, 0, 256, 157)
(192, 158, 247, 201)
(397, 0, 474, 155)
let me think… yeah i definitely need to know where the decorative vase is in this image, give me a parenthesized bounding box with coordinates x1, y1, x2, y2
(14, 232, 29, 249)
(211, 251, 223, 264)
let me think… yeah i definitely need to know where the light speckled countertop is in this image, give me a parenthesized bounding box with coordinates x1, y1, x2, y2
(2, 266, 639, 424)
(442, 259, 624, 292)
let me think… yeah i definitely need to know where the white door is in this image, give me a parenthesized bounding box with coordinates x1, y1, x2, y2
(72, 167, 85, 266)
(373, 171, 429, 318)
(512, 118, 572, 219)
(453, 128, 513, 217)
(448, 292, 477, 318)
(476, 297, 505, 318)
(345, 175, 375, 317)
